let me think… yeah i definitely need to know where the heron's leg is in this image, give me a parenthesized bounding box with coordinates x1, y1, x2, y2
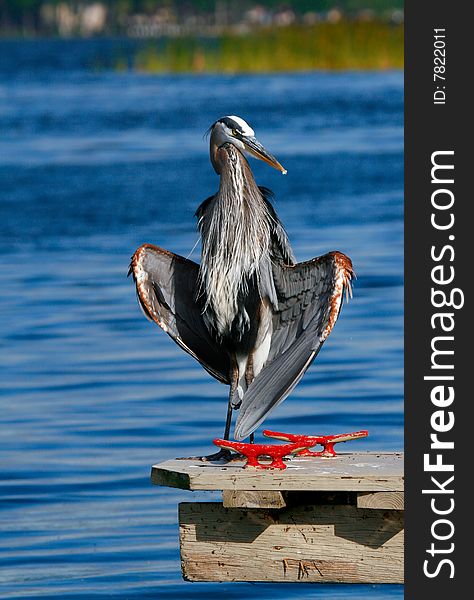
(197, 363, 240, 462)
(245, 357, 255, 446)
(178, 397, 234, 462)
(223, 396, 233, 440)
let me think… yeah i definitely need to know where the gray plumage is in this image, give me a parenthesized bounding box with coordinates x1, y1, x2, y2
(197, 143, 293, 341)
(130, 116, 354, 443)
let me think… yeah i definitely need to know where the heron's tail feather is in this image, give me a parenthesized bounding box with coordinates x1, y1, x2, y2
(233, 336, 319, 441)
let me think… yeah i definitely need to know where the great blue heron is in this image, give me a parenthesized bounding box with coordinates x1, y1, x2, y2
(130, 115, 354, 460)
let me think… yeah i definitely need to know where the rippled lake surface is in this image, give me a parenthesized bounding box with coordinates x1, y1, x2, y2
(0, 40, 403, 599)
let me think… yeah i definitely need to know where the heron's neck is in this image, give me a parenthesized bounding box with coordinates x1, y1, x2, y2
(216, 147, 260, 206)
(199, 149, 272, 337)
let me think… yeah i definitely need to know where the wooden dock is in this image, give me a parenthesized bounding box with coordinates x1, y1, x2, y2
(152, 452, 404, 584)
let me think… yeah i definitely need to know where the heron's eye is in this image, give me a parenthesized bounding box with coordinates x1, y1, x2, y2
(232, 128, 239, 136)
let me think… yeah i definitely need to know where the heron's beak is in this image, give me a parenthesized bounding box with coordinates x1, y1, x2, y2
(241, 136, 287, 175)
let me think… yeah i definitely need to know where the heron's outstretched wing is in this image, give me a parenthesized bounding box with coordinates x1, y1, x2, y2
(234, 251, 354, 440)
(130, 244, 230, 384)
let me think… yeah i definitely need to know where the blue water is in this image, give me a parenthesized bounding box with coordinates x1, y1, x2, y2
(0, 40, 403, 598)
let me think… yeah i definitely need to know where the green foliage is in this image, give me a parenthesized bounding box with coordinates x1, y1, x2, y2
(133, 21, 403, 73)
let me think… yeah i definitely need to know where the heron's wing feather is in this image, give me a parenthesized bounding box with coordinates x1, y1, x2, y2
(234, 251, 354, 439)
(130, 244, 230, 384)
(269, 251, 354, 358)
(260, 186, 296, 265)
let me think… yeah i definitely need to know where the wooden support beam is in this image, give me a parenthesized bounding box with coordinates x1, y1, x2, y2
(179, 502, 404, 583)
(222, 490, 287, 509)
(357, 491, 404, 510)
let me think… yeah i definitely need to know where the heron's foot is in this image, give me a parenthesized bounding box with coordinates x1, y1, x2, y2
(176, 449, 242, 463)
(199, 448, 234, 462)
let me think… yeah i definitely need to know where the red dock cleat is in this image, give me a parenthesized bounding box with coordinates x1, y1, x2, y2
(262, 429, 369, 457)
(213, 438, 312, 469)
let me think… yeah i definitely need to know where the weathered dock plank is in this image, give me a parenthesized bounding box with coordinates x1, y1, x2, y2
(152, 452, 404, 492)
(179, 501, 404, 583)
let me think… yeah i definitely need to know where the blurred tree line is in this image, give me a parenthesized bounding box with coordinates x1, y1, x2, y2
(0, 0, 404, 35)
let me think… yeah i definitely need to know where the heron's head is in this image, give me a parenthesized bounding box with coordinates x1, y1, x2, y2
(209, 115, 287, 175)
